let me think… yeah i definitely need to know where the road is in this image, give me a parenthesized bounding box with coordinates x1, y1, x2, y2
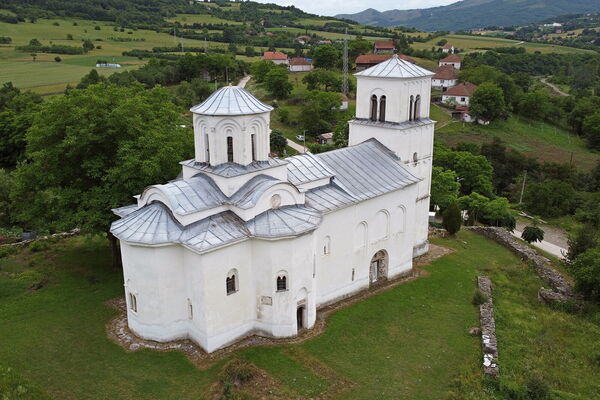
(237, 75, 251, 88)
(540, 78, 569, 97)
(511, 229, 567, 259)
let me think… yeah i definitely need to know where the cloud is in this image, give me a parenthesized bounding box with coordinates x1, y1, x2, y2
(252, 0, 459, 16)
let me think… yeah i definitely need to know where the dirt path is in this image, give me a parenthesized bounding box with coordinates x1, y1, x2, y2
(540, 78, 569, 97)
(237, 75, 251, 88)
(286, 138, 305, 153)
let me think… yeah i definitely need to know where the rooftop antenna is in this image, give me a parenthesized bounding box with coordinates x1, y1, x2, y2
(342, 28, 349, 97)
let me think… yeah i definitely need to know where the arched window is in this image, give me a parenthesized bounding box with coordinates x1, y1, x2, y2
(205, 133, 210, 163)
(370, 95, 378, 121)
(409, 95, 414, 121)
(226, 136, 234, 163)
(323, 236, 331, 255)
(372, 210, 390, 242)
(251, 134, 256, 162)
(379, 95, 386, 122)
(128, 292, 137, 312)
(414, 95, 421, 120)
(355, 222, 367, 250)
(413, 152, 418, 166)
(226, 269, 238, 295)
(276, 273, 288, 291)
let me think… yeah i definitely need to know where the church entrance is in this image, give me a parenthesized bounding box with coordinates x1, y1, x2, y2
(369, 250, 388, 286)
(296, 306, 305, 331)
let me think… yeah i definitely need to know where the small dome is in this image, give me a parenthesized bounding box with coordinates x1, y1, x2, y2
(355, 54, 434, 79)
(190, 85, 273, 116)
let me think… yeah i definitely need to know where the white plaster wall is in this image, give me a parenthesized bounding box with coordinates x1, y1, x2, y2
(439, 61, 461, 69)
(289, 65, 312, 72)
(432, 79, 458, 89)
(442, 94, 470, 106)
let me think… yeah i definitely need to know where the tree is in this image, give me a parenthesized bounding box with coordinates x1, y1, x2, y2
(523, 179, 576, 218)
(10, 83, 194, 268)
(434, 146, 494, 197)
(568, 97, 600, 136)
(227, 42, 237, 54)
(77, 69, 106, 89)
(458, 192, 489, 225)
(569, 246, 600, 301)
(431, 166, 459, 211)
(583, 112, 600, 151)
(565, 225, 598, 263)
(250, 60, 276, 83)
(521, 226, 544, 243)
(28, 38, 41, 46)
(270, 130, 287, 155)
(518, 91, 552, 120)
(443, 202, 462, 235)
(82, 39, 95, 52)
(302, 70, 341, 91)
(312, 45, 339, 69)
(30, 53, 37, 62)
(54, 56, 61, 62)
(437, 39, 448, 46)
(348, 36, 372, 61)
(245, 46, 255, 57)
(264, 67, 292, 99)
(299, 91, 341, 135)
(469, 83, 506, 121)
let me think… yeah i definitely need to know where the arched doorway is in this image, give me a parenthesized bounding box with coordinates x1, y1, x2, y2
(369, 250, 388, 285)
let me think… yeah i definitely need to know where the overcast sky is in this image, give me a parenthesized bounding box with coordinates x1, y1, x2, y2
(253, 0, 459, 16)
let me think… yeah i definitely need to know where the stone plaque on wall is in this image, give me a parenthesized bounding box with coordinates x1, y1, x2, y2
(260, 296, 272, 305)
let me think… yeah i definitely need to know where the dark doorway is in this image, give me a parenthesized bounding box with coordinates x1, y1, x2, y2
(296, 306, 305, 331)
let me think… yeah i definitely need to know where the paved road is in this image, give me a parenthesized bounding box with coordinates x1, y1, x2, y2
(237, 75, 251, 88)
(287, 139, 305, 153)
(511, 230, 567, 259)
(540, 78, 569, 97)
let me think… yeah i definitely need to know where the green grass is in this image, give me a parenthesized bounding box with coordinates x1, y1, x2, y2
(167, 13, 243, 25)
(436, 115, 600, 170)
(1, 231, 599, 398)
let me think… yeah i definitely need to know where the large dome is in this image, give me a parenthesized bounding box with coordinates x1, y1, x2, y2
(190, 85, 273, 116)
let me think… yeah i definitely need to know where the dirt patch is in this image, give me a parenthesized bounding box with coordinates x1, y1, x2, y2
(105, 243, 454, 370)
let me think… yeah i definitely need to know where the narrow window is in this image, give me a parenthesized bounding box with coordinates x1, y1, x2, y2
(413, 152, 418, 166)
(227, 136, 234, 163)
(187, 299, 193, 319)
(352, 268, 355, 281)
(276, 275, 287, 291)
(409, 95, 414, 121)
(461, 97, 466, 102)
(251, 134, 256, 162)
(129, 293, 137, 312)
(370, 95, 378, 121)
(226, 273, 237, 294)
(414, 95, 421, 120)
(378, 95, 386, 122)
(205, 133, 210, 163)
(323, 236, 331, 255)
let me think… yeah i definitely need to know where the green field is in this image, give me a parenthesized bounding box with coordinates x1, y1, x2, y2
(1, 230, 599, 399)
(436, 113, 600, 169)
(413, 33, 594, 55)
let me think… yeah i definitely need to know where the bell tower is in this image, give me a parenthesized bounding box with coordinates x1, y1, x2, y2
(348, 55, 436, 257)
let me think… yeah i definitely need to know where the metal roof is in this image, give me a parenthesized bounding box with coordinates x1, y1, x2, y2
(355, 55, 434, 79)
(247, 206, 321, 238)
(190, 85, 273, 116)
(305, 183, 356, 212)
(286, 152, 334, 185)
(180, 158, 288, 178)
(228, 175, 283, 209)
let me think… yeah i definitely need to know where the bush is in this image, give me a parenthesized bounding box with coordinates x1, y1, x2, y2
(222, 359, 254, 385)
(521, 225, 544, 243)
(0, 246, 17, 259)
(28, 240, 50, 253)
(525, 375, 550, 400)
(94, 26, 101, 30)
(569, 246, 600, 301)
(472, 289, 487, 305)
(443, 202, 462, 235)
(54, 56, 62, 62)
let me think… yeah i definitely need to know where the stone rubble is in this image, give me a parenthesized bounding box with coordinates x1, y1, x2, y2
(0, 229, 81, 248)
(478, 276, 499, 378)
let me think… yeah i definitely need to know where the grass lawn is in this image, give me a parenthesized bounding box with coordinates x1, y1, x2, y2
(1, 231, 599, 399)
(436, 115, 600, 170)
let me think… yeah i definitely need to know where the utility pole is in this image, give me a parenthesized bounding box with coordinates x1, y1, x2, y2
(519, 170, 527, 204)
(342, 28, 349, 97)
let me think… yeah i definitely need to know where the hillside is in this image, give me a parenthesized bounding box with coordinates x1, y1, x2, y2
(335, 0, 600, 31)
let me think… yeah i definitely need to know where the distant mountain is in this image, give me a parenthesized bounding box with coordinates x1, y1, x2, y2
(335, 0, 600, 31)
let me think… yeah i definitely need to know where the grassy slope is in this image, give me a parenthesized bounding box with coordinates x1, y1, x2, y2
(435, 110, 600, 170)
(1, 232, 599, 399)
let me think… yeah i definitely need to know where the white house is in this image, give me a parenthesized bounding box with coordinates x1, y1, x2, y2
(263, 51, 289, 65)
(442, 44, 455, 54)
(442, 82, 477, 106)
(110, 55, 435, 354)
(439, 54, 462, 70)
(431, 65, 458, 91)
(289, 57, 313, 73)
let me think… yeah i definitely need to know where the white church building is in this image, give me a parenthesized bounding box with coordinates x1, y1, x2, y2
(110, 55, 436, 353)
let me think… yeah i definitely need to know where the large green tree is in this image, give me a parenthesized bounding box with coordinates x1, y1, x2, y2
(583, 112, 600, 151)
(431, 166, 459, 211)
(11, 83, 193, 267)
(434, 146, 494, 197)
(312, 45, 339, 70)
(264, 67, 293, 99)
(302, 70, 341, 92)
(469, 83, 506, 121)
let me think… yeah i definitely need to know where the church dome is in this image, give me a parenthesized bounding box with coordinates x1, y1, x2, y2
(355, 54, 434, 79)
(190, 85, 273, 116)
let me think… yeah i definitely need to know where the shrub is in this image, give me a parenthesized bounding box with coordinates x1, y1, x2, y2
(54, 56, 62, 62)
(443, 202, 462, 235)
(521, 225, 544, 243)
(94, 26, 101, 30)
(222, 359, 254, 385)
(28, 240, 50, 252)
(569, 246, 600, 301)
(525, 375, 550, 400)
(277, 107, 290, 124)
(0, 246, 17, 259)
(472, 289, 487, 305)
(66, 34, 73, 40)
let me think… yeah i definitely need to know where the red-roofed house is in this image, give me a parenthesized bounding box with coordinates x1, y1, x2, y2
(439, 54, 462, 70)
(432, 65, 458, 91)
(442, 82, 477, 106)
(442, 44, 455, 53)
(373, 40, 396, 54)
(295, 35, 311, 45)
(289, 57, 313, 72)
(355, 54, 415, 71)
(263, 51, 289, 65)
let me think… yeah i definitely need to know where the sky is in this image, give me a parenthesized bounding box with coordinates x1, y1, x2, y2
(253, 0, 459, 16)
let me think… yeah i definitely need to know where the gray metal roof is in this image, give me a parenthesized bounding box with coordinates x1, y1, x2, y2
(314, 138, 420, 201)
(111, 203, 183, 245)
(180, 158, 288, 178)
(305, 183, 357, 212)
(247, 206, 321, 238)
(286, 152, 334, 185)
(355, 55, 434, 79)
(190, 85, 273, 116)
(228, 175, 282, 209)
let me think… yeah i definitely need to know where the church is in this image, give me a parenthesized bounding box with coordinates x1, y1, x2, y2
(110, 55, 435, 353)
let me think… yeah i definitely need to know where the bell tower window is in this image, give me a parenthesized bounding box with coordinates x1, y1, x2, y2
(251, 134, 256, 162)
(205, 133, 210, 164)
(379, 96, 386, 122)
(409, 95, 414, 121)
(227, 136, 234, 163)
(414, 95, 421, 120)
(370, 95, 378, 121)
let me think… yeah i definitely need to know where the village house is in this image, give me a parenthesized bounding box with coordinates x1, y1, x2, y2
(442, 82, 477, 106)
(317, 132, 333, 144)
(295, 35, 311, 45)
(439, 54, 462, 70)
(442, 44, 455, 53)
(373, 40, 396, 54)
(289, 57, 313, 73)
(263, 51, 289, 65)
(111, 55, 435, 354)
(431, 65, 458, 91)
(355, 54, 415, 71)
(318, 39, 332, 45)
